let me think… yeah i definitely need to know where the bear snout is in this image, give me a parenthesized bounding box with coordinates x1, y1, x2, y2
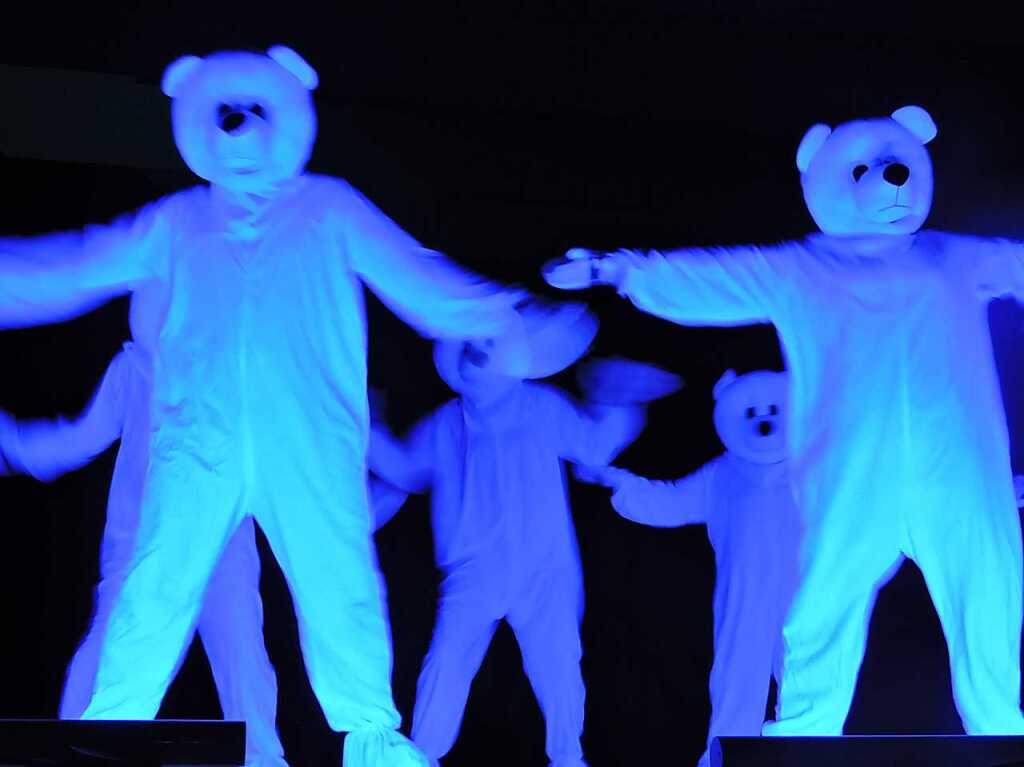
(758, 420, 775, 436)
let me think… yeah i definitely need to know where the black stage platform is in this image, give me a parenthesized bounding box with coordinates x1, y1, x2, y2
(713, 735, 1024, 766)
(0, 720, 245, 766)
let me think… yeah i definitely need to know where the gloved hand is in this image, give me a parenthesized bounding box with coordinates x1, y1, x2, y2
(573, 463, 631, 490)
(577, 356, 683, 405)
(542, 247, 627, 290)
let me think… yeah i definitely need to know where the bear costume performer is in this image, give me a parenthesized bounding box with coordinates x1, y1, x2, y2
(543, 106, 1024, 736)
(0, 343, 286, 767)
(368, 320, 663, 767)
(0, 47, 530, 767)
(577, 369, 800, 767)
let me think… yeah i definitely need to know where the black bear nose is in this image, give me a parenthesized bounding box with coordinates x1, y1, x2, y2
(883, 162, 910, 187)
(220, 111, 247, 134)
(758, 420, 774, 436)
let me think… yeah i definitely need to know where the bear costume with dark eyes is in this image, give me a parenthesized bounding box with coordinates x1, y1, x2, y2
(546, 106, 1024, 737)
(579, 369, 799, 767)
(0, 46, 531, 767)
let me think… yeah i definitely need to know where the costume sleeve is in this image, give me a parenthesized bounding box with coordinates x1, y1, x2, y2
(609, 461, 715, 528)
(966, 235, 1024, 301)
(367, 412, 438, 494)
(0, 198, 170, 327)
(540, 385, 644, 467)
(336, 183, 522, 339)
(369, 475, 410, 531)
(3, 352, 128, 482)
(608, 243, 791, 327)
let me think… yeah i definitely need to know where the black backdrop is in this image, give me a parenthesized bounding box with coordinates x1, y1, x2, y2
(1, 3, 1024, 766)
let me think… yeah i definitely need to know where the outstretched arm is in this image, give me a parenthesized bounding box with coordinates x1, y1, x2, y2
(369, 475, 410, 531)
(1, 352, 128, 482)
(544, 384, 646, 468)
(575, 461, 714, 528)
(0, 199, 170, 328)
(367, 413, 437, 495)
(544, 243, 791, 327)
(968, 235, 1024, 302)
(337, 182, 524, 341)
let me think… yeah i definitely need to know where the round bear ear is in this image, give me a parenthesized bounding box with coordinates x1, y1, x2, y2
(891, 105, 938, 145)
(161, 55, 204, 98)
(713, 369, 739, 401)
(268, 45, 319, 90)
(796, 123, 832, 173)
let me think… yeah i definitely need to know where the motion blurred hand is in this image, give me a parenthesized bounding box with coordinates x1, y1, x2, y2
(577, 356, 684, 405)
(573, 463, 631, 489)
(543, 247, 625, 290)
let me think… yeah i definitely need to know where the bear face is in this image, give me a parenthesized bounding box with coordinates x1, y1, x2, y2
(712, 369, 788, 465)
(432, 301, 598, 404)
(796, 106, 937, 237)
(433, 318, 531, 405)
(161, 46, 318, 194)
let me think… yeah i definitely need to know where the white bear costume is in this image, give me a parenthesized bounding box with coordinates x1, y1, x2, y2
(578, 369, 800, 766)
(545, 106, 1024, 736)
(0, 47, 527, 766)
(369, 331, 652, 767)
(0, 343, 286, 767)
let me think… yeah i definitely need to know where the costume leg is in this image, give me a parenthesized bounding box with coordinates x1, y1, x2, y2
(765, 461, 904, 736)
(697, 587, 782, 766)
(253, 461, 424, 766)
(410, 575, 501, 761)
(507, 569, 587, 767)
(58, 569, 127, 719)
(908, 468, 1024, 733)
(81, 460, 243, 719)
(198, 517, 288, 767)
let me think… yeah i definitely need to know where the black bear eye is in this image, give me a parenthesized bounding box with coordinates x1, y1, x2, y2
(250, 104, 266, 119)
(852, 164, 869, 181)
(770, 405, 779, 415)
(745, 407, 756, 419)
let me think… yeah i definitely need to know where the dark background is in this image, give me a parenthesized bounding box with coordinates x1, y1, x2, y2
(1, 3, 1024, 765)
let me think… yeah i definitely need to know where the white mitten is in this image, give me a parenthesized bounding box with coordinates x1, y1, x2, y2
(542, 247, 619, 290)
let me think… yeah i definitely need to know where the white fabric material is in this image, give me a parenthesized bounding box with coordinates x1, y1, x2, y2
(2, 345, 286, 767)
(606, 454, 800, 767)
(371, 381, 636, 766)
(0, 174, 518, 764)
(607, 231, 1024, 735)
(343, 726, 428, 767)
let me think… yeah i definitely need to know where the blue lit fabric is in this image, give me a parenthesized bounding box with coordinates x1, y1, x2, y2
(371, 379, 642, 767)
(0, 344, 286, 767)
(548, 108, 1024, 736)
(583, 371, 800, 767)
(0, 47, 523, 767)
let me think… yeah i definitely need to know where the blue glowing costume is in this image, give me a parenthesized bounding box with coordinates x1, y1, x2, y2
(370, 340, 642, 767)
(0, 47, 524, 767)
(545, 106, 1024, 736)
(0, 343, 286, 767)
(579, 370, 799, 767)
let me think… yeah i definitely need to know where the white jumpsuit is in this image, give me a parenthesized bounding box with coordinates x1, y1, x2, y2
(1, 343, 286, 767)
(603, 232, 1024, 735)
(370, 381, 639, 767)
(604, 455, 801, 766)
(0, 175, 519, 761)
